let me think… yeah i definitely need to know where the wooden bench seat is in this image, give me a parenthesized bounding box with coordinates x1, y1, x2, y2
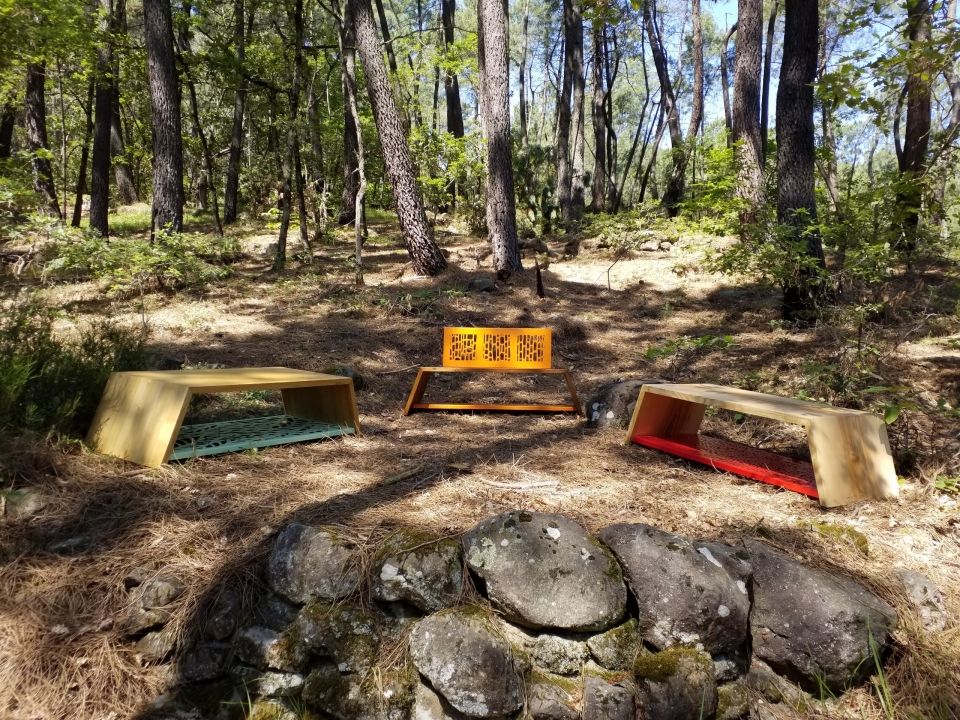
(87, 367, 360, 467)
(625, 383, 898, 507)
(402, 327, 581, 415)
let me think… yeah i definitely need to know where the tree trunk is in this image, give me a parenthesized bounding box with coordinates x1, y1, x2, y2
(733, 0, 763, 226)
(0, 103, 14, 159)
(478, 0, 521, 278)
(643, 0, 684, 215)
(109, 0, 138, 204)
(518, 0, 530, 148)
(441, 0, 464, 207)
(686, 0, 704, 140)
(350, 0, 446, 275)
(568, 0, 585, 218)
(143, 0, 184, 235)
(224, 0, 248, 224)
(180, 44, 223, 236)
(275, 0, 307, 269)
(896, 0, 932, 258)
(372, 0, 399, 74)
(339, 0, 360, 224)
(25, 63, 61, 219)
(720, 23, 736, 146)
(761, 0, 778, 161)
(555, 0, 575, 220)
(777, 0, 824, 321)
(72, 80, 95, 227)
(342, 0, 367, 283)
(615, 35, 651, 212)
(603, 30, 619, 210)
(90, 0, 113, 235)
(591, 24, 607, 212)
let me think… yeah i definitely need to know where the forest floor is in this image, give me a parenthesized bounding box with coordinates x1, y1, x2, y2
(1, 206, 959, 720)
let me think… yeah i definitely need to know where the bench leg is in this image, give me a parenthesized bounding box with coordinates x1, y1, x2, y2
(806, 415, 899, 506)
(562, 370, 583, 416)
(402, 369, 432, 415)
(625, 387, 706, 443)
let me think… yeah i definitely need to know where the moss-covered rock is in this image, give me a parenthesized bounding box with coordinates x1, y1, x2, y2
(587, 619, 645, 672)
(267, 523, 361, 604)
(302, 661, 411, 720)
(371, 528, 464, 612)
(285, 600, 381, 673)
(716, 680, 750, 720)
(527, 671, 581, 719)
(633, 647, 717, 720)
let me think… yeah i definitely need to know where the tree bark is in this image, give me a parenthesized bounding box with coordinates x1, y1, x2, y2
(144, 0, 184, 235)
(733, 0, 763, 226)
(568, 0, 585, 218)
(338, 0, 360, 224)
(478, 0, 521, 278)
(896, 0, 932, 257)
(555, 0, 574, 220)
(90, 0, 113, 235)
(760, 0, 778, 161)
(591, 23, 607, 212)
(777, 0, 824, 321)
(720, 23, 736, 146)
(644, 0, 684, 215)
(372, 0, 399, 74)
(72, 80, 95, 227)
(178, 15, 223, 236)
(686, 0, 704, 140)
(441, 0, 464, 139)
(224, 0, 248, 224)
(110, 0, 138, 204)
(350, 0, 446, 275)
(25, 63, 61, 219)
(518, 0, 530, 148)
(0, 103, 14, 159)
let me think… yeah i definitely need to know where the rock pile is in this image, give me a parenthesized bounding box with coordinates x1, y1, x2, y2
(151, 511, 899, 720)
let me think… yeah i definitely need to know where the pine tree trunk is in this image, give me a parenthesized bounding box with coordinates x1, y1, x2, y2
(518, 0, 530, 148)
(897, 0, 932, 258)
(25, 63, 61, 219)
(338, 2, 360, 225)
(224, 0, 247, 224)
(733, 0, 763, 226)
(568, 0, 585, 218)
(0, 103, 14, 159)
(777, 0, 824, 321)
(350, 0, 446, 275)
(720, 23, 736, 146)
(441, 0, 464, 138)
(761, 0, 778, 161)
(591, 24, 606, 212)
(90, 0, 113, 235)
(555, 0, 574, 220)
(686, 0, 704, 140)
(72, 80, 95, 227)
(478, 0, 521, 278)
(144, 0, 184, 235)
(110, 0, 138, 204)
(643, 0, 684, 216)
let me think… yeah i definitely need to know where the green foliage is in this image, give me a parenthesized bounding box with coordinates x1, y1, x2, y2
(0, 299, 147, 436)
(51, 228, 240, 293)
(678, 143, 741, 235)
(0, 166, 41, 233)
(933, 475, 958, 494)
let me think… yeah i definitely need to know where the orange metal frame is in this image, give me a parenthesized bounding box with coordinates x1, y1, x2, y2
(403, 327, 581, 415)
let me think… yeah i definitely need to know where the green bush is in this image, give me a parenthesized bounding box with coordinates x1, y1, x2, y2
(50, 228, 239, 293)
(0, 300, 148, 436)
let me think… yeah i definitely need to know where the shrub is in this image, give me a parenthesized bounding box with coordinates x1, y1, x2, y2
(0, 299, 148, 436)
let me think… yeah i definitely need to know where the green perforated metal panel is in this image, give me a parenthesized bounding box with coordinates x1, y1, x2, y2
(170, 415, 354, 460)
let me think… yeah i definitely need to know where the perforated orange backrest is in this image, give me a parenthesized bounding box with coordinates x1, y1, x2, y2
(442, 327, 553, 369)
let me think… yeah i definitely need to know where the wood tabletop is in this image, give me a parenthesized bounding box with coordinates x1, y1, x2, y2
(111, 367, 352, 391)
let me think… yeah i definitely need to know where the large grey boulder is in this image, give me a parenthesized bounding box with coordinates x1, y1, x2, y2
(463, 511, 627, 631)
(408, 609, 524, 718)
(745, 540, 897, 693)
(532, 634, 590, 675)
(582, 671, 636, 720)
(372, 529, 464, 612)
(598, 524, 751, 655)
(633, 647, 718, 720)
(266, 523, 360, 604)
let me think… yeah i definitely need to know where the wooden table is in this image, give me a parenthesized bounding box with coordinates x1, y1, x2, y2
(625, 383, 898, 507)
(87, 368, 360, 467)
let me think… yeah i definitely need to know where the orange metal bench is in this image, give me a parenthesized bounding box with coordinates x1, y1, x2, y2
(402, 327, 581, 415)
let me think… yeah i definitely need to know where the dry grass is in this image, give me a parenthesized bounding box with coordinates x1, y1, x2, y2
(1, 222, 958, 720)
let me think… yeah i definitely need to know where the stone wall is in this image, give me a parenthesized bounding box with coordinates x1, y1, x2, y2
(143, 511, 900, 720)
